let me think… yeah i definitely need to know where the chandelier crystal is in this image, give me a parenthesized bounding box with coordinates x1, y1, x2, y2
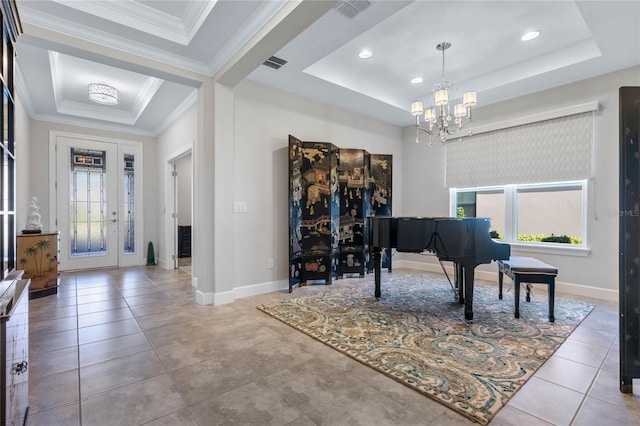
(88, 82, 119, 105)
(411, 42, 476, 144)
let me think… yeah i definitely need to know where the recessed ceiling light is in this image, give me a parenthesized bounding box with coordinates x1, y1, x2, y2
(521, 30, 541, 41)
(358, 49, 372, 59)
(411, 77, 423, 84)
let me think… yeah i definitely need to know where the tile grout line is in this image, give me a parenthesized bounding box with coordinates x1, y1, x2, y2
(72, 273, 83, 426)
(118, 270, 193, 425)
(567, 304, 614, 425)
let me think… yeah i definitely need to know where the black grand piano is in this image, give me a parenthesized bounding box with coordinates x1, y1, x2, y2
(369, 217, 510, 320)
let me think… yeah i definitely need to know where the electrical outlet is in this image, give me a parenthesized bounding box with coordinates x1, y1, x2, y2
(268, 258, 274, 269)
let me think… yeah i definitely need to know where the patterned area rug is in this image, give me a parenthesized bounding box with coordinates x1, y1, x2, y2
(257, 271, 593, 424)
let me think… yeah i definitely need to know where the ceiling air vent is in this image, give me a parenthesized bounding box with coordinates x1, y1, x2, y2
(263, 56, 287, 70)
(335, 0, 370, 19)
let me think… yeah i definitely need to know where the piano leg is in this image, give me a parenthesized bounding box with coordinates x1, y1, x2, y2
(464, 266, 475, 321)
(373, 248, 381, 298)
(456, 263, 464, 305)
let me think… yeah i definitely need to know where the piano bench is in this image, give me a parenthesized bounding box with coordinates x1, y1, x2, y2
(497, 256, 558, 322)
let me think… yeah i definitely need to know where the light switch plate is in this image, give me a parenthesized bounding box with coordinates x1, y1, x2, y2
(233, 201, 247, 213)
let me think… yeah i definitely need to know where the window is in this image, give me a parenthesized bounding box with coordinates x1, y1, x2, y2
(516, 183, 584, 244)
(452, 180, 587, 249)
(123, 154, 135, 253)
(456, 188, 505, 238)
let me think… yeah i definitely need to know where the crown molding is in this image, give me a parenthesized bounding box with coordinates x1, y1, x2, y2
(52, 0, 216, 45)
(20, 6, 211, 76)
(48, 51, 65, 109)
(57, 99, 136, 125)
(21, 1, 289, 79)
(206, 0, 288, 75)
(182, 1, 218, 43)
(28, 111, 157, 137)
(48, 50, 163, 124)
(131, 77, 163, 122)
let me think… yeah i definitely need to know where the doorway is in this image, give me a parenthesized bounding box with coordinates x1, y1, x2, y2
(51, 132, 144, 271)
(167, 151, 192, 271)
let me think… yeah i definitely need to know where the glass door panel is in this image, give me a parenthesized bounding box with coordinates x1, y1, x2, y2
(57, 137, 118, 270)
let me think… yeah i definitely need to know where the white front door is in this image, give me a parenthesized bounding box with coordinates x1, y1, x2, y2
(55, 136, 119, 270)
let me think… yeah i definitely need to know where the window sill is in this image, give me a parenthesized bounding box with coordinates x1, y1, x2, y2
(499, 241, 591, 257)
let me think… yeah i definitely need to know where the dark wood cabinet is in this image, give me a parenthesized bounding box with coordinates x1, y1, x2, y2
(178, 226, 191, 258)
(619, 86, 640, 393)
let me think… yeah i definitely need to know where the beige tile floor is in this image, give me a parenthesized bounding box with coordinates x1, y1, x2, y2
(27, 266, 640, 425)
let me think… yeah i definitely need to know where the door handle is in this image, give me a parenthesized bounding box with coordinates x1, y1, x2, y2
(110, 219, 117, 223)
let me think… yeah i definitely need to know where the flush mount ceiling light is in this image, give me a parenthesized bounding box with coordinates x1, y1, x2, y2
(521, 30, 541, 41)
(411, 77, 423, 84)
(88, 82, 119, 105)
(358, 49, 372, 59)
(411, 42, 477, 144)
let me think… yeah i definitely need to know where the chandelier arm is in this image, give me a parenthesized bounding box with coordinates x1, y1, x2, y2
(416, 124, 435, 135)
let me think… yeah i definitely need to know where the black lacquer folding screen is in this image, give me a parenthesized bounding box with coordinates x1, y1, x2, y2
(289, 135, 392, 291)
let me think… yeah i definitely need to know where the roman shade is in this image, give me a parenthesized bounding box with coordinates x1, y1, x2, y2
(445, 110, 594, 188)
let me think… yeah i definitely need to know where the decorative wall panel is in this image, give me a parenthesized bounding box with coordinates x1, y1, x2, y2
(619, 86, 640, 393)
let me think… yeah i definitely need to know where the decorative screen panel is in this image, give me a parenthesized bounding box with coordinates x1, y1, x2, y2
(446, 112, 593, 188)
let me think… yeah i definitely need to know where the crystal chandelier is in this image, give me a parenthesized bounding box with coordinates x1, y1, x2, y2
(411, 42, 477, 144)
(88, 82, 119, 105)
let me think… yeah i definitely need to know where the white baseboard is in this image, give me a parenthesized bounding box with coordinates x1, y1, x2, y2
(194, 279, 288, 305)
(234, 280, 288, 299)
(156, 258, 171, 270)
(213, 290, 235, 305)
(195, 289, 213, 305)
(395, 260, 618, 302)
(193, 261, 619, 306)
(195, 289, 234, 305)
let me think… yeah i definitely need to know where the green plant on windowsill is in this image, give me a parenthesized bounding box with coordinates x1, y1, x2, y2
(518, 233, 582, 244)
(488, 232, 581, 244)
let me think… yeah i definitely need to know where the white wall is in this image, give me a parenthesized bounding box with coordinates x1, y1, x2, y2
(401, 66, 640, 301)
(15, 95, 31, 226)
(156, 80, 404, 297)
(232, 80, 404, 293)
(27, 120, 158, 263)
(155, 103, 196, 268)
